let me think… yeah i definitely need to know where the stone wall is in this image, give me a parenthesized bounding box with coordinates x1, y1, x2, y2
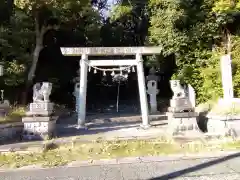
(207, 115, 240, 137)
(0, 122, 23, 142)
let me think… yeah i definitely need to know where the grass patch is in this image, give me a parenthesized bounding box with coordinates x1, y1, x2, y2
(221, 140, 240, 150)
(0, 106, 26, 124)
(1, 138, 240, 169)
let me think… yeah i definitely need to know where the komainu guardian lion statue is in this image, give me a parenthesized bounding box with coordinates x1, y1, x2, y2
(170, 80, 187, 99)
(33, 82, 52, 102)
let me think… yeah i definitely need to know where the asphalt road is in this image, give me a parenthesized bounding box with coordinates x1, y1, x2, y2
(1, 153, 240, 180)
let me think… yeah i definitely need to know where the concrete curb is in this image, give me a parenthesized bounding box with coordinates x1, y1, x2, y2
(66, 150, 240, 168)
(1, 150, 239, 172)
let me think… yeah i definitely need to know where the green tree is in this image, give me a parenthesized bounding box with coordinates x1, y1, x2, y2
(14, 0, 106, 103)
(105, 0, 148, 46)
(147, 0, 224, 102)
(0, 6, 34, 86)
(212, 0, 240, 53)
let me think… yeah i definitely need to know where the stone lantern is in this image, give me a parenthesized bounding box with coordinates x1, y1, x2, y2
(73, 70, 80, 113)
(146, 67, 159, 113)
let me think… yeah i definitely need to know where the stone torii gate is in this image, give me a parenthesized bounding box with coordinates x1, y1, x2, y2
(61, 47, 162, 128)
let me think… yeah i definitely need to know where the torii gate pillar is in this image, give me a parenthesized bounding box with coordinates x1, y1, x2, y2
(136, 53, 149, 128)
(78, 54, 88, 128)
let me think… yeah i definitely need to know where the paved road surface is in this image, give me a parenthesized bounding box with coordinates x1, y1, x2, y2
(1, 153, 240, 180)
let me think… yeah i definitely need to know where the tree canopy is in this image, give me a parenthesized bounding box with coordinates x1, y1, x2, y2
(1, 0, 240, 105)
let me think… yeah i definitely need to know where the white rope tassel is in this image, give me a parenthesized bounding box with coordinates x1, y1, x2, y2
(132, 66, 135, 72)
(111, 71, 115, 76)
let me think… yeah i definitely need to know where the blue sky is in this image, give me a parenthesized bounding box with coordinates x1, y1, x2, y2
(102, 0, 117, 17)
(108, 0, 117, 6)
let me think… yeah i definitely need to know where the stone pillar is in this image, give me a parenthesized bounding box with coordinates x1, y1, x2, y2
(221, 54, 233, 100)
(136, 53, 149, 128)
(78, 54, 88, 128)
(188, 84, 195, 108)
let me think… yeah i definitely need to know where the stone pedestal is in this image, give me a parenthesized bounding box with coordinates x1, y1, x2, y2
(27, 102, 54, 116)
(167, 112, 199, 135)
(22, 117, 56, 140)
(22, 102, 56, 140)
(168, 98, 194, 112)
(167, 98, 199, 135)
(168, 80, 199, 135)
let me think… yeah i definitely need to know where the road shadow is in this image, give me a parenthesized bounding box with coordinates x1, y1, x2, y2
(56, 121, 140, 138)
(149, 152, 240, 180)
(56, 113, 167, 138)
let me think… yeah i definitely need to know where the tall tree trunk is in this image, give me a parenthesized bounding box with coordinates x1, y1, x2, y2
(223, 28, 231, 54)
(21, 21, 46, 104)
(28, 38, 43, 82)
(22, 39, 43, 104)
(227, 31, 231, 54)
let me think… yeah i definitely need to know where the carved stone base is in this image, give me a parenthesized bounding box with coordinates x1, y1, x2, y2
(26, 102, 54, 116)
(170, 98, 191, 107)
(22, 116, 56, 140)
(167, 112, 200, 135)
